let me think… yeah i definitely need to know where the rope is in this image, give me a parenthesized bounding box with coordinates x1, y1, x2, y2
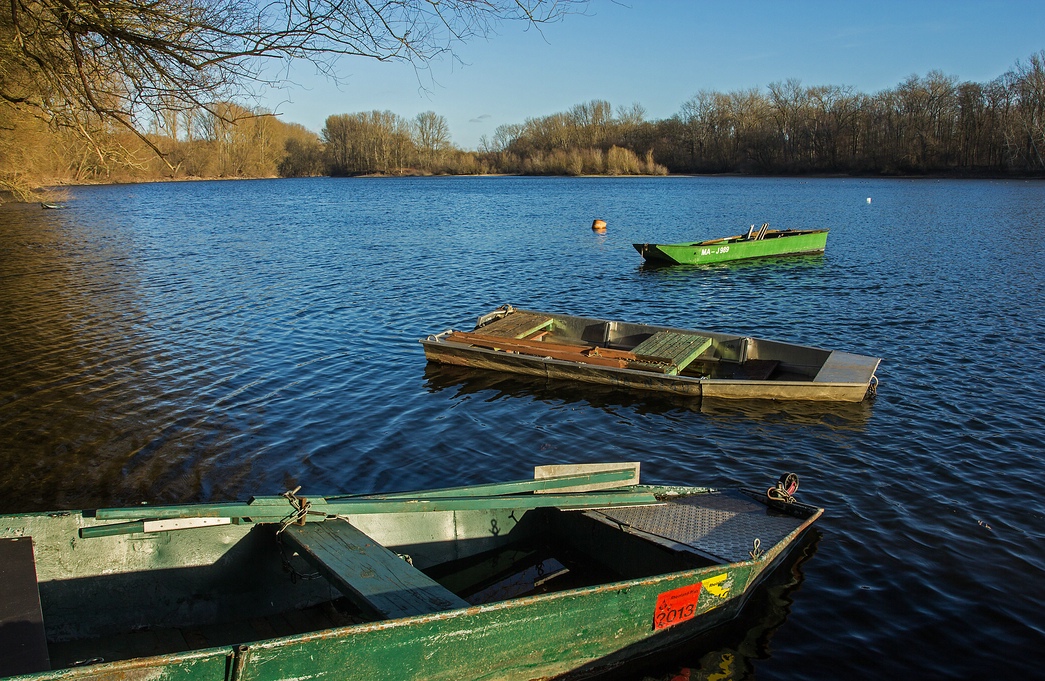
(766, 485, 795, 504)
(767, 473, 799, 504)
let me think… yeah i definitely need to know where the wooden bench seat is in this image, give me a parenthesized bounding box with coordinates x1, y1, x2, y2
(0, 537, 50, 676)
(282, 520, 469, 620)
(631, 332, 713, 375)
(474, 312, 554, 339)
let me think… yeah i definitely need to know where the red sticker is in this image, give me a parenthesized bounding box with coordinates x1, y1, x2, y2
(653, 582, 702, 630)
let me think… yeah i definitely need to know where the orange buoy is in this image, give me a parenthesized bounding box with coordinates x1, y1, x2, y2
(591, 219, 607, 232)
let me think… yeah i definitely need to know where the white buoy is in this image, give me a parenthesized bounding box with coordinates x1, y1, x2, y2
(866, 197, 872, 204)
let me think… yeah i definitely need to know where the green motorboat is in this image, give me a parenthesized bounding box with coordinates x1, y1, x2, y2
(0, 464, 822, 681)
(634, 224, 828, 265)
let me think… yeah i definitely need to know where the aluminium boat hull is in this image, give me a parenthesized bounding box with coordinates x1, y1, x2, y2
(421, 306, 880, 402)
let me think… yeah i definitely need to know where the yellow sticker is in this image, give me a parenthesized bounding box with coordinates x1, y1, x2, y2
(702, 573, 730, 598)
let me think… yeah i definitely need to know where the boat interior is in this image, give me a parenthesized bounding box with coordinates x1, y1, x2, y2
(3, 488, 813, 673)
(700, 225, 822, 246)
(448, 308, 832, 382)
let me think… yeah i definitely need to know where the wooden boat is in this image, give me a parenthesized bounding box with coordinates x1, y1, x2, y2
(634, 224, 828, 265)
(421, 305, 880, 402)
(0, 463, 822, 681)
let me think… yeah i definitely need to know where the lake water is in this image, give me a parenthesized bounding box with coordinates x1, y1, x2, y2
(1, 176, 1043, 679)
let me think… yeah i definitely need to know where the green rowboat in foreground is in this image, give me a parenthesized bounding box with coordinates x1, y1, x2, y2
(0, 463, 822, 681)
(422, 305, 881, 402)
(635, 224, 828, 265)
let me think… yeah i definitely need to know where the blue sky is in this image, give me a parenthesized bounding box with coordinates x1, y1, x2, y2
(258, 0, 1045, 150)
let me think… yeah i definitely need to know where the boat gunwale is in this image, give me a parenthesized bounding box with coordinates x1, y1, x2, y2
(422, 307, 879, 397)
(641, 228, 829, 250)
(425, 338, 874, 390)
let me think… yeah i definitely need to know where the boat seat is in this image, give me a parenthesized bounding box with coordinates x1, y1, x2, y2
(475, 312, 554, 339)
(0, 537, 51, 676)
(281, 520, 469, 620)
(631, 332, 713, 375)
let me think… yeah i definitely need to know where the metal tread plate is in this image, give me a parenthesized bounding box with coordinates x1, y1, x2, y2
(593, 490, 802, 563)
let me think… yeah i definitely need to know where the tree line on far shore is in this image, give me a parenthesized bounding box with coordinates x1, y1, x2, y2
(6, 51, 1045, 197)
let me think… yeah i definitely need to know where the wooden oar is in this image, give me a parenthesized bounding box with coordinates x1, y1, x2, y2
(93, 489, 655, 521)
(82, 490, 659, 538)
(336, 464, 640, 500)
(84, 463, 652, 538)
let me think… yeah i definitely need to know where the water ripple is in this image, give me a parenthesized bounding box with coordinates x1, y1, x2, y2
(2, 177, 1045, 679)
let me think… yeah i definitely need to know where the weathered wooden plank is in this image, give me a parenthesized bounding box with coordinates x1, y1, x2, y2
(0, 538, 50, 676)
(79, 517, 234, 539)
(458, 332, 642, 360)
(349, 466, 640, 500)
(93, 490, 660, 522)
(445, 331, 671, 373)
(631, 332, 712, 375)
(282, 520, 469, 619)
(634, 332, 704, 359)
(534, 463, 640, 493)
(322, 491, 660, 515)
(475, 312, 554, 339)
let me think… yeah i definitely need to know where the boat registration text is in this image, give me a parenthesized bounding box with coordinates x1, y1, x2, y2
(653, 582, 703, 630)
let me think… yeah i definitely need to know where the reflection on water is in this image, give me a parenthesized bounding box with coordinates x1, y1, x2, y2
(423, 364, 874, 431)
(423, 363, 705, 413)
(696, 398, 874, 431)
(638, 252, 828, 276)
(593, 529, 822, 681)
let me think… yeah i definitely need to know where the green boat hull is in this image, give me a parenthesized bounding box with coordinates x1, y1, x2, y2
(635, 229, 828, 265)
(0, 469, 822, 681)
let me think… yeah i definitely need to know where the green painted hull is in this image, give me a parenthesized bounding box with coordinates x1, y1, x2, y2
(635, 229, 828, 265)
(0, 473, 822, 681)
(239, 563, 762, 681)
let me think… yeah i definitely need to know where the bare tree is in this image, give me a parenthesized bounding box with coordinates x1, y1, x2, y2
(413, 110, 451, 170)
(567, 99, 611, 147)
(322, 110, 413, 175)
(1005, 51, 1045, 170)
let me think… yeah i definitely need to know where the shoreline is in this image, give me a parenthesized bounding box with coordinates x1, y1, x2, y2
(9, 169, 1038, 202)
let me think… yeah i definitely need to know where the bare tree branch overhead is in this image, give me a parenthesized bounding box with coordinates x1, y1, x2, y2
(0, 0, 582, 157)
